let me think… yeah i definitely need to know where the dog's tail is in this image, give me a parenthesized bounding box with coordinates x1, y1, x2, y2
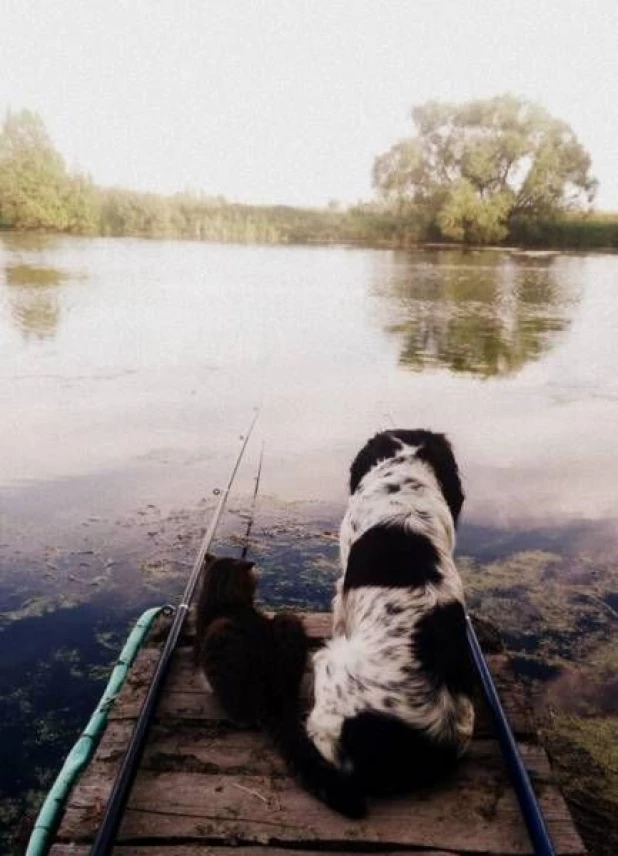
(339, 710, 460, 796)
(263, 710, 367, 819)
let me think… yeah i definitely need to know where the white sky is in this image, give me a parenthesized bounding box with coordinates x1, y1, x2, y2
(1, 0, 617, 209)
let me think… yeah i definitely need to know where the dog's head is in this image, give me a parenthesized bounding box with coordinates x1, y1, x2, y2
(349, 429, 464, 526)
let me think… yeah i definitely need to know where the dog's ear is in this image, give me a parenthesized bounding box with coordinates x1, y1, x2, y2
(349, 432, 404, 493)
(417, 433, 464, 526)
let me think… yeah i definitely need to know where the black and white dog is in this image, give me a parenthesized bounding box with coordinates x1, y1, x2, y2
(307, 429, 475, 798)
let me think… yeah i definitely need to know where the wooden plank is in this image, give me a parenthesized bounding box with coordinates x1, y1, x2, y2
(78, 717, 552, 784)
(65, 732, 556, 805)
(50, 847, 459, 856)
(88, 719, 286, 778)
(57, 728, 570, 853)
(149, 610, 504, 654)
(145, 611, 333, 651)
(108, 647, 535, 738)
(52, 610, 585, 856)
(57, 767, 584, 854)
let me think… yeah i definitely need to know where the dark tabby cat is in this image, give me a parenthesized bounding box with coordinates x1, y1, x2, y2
(194, 556, 366, 818)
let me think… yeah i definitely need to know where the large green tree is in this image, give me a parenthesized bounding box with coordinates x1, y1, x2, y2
(0, 109, 96, 233)
(373, 95, 597, 244)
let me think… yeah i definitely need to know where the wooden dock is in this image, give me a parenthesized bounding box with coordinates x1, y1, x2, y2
(50, 612, 586, 855)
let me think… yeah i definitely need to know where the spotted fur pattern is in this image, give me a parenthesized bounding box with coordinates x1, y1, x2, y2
(307, 429, 475, 795)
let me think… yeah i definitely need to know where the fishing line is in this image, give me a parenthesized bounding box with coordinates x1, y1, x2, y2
(240, 441, 265, 560)
(90, 407, 260, 855)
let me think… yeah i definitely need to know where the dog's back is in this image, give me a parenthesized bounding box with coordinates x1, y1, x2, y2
(307, 429, 475, 797)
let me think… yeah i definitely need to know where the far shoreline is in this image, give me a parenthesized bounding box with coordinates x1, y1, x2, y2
(2, 227, 618, 255)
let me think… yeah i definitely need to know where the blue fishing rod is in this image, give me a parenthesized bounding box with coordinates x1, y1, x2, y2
(465, 614, 557, 856)
(379, 419, 556, 852)
(90, 409, 260, 855)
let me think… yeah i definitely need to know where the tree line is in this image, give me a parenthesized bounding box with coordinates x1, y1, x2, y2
(1, 103, 617, 248)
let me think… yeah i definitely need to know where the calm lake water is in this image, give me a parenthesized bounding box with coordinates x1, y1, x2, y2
(1, 233, 618, 834)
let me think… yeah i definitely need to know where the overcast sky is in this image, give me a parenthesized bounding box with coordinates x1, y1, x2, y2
(2, 0, 617, 208)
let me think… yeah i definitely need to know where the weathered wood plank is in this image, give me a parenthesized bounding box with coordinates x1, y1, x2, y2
(51, 611, 586, 856)
(58, 768, 584, 854)
(50, 847, 458, 856)
(108, 646, 534, 738)
(148, 610, 504, 654)
(75, 717, 553, 785)
(58, 725, 573, 854)
(88, 719, 286, 778)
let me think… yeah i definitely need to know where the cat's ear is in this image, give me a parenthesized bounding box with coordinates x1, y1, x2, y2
(240, 560, 258, 582)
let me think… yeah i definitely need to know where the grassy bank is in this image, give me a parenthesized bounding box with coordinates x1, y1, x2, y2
(4, 185, 618, 251)
(83, 193, 618, 250)
(508, 212, 618, 250)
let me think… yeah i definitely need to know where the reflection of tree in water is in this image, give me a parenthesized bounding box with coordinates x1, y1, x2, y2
(377, 251, 581, 377)
(1, 232, 61, 254)
(3, 263, 67, 340)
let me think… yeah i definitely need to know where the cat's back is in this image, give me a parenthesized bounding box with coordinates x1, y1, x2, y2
(200, 605, 274, 671)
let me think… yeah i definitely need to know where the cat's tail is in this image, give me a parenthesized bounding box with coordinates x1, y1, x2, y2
(264, 712, 367, 819)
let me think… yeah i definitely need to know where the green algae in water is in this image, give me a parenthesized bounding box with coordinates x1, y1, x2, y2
(461, 549, 618, 673)
(545, 714, 618, 856)
(0, 602, 139, 852)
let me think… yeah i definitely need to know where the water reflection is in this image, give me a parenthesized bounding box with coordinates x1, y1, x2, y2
(376, 250, 581, 377)
(1, 238, 617, 851)
(0, 231, 61, 254)
(4, 263, 68, 340)
(0, 232, 83, 340)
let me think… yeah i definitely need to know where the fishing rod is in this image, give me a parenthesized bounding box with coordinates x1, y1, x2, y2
(465, 614, 557, 856)
(91, 409, 260, 855)
(381, 419, 555, 852)
(240, 441, 265, 559)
